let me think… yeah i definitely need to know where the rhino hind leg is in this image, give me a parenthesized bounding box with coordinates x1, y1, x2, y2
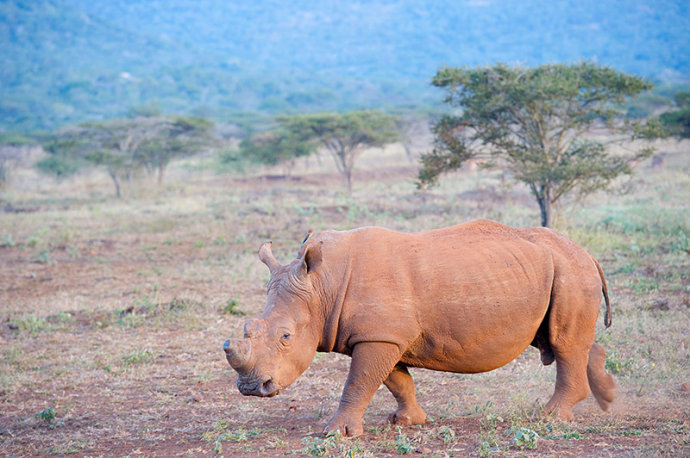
(543, 349, 591, 421)
(587, 343, 617, 411)
(383, 363, 427, 426)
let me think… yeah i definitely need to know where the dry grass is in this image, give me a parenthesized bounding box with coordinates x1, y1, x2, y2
(0, 139, 688, 456)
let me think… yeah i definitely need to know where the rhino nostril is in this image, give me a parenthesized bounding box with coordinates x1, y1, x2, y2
(260, 379, 280, 397)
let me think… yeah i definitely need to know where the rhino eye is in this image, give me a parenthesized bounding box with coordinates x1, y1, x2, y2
(281, 332, 291, 340)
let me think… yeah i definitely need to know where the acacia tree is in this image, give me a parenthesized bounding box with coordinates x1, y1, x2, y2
(40, 116, 213, 197)
(237, 128, 316, 176)
(135, 116, 214, 183)
(279, 110, 399, 192)
(418, 62, 659, 227)
(659, 91, 690, 139)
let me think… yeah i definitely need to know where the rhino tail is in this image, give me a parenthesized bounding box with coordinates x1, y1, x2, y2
(593, 257, 612, 328)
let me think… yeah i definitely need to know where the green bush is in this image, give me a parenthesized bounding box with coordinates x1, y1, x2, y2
(35, 154, 86, 179)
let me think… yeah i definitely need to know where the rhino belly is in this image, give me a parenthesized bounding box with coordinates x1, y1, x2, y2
(403, 299, 548, 374)
(401, 251, 552, 373)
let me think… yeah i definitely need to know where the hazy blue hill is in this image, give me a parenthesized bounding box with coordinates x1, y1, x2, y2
(62, 0, 690, 78)
(0, 0, 183, 129)
(2, 0, 689, 131)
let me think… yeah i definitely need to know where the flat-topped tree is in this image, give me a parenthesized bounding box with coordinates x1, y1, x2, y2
(39, 116, 213, 197)
(279, 111, 400, 193)
(418, 62, 660, 227)
(135, 116, 214, 184)
(237, 128, 316, 177)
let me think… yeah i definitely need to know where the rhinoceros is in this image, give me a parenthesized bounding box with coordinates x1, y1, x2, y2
(223, 220, 616, 437)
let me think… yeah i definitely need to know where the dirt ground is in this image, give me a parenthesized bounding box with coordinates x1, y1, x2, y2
(1, 144, 689, 456)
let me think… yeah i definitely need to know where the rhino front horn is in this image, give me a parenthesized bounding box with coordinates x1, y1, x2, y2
(259, 242, 280, 273)
(223, 338, 252, 372)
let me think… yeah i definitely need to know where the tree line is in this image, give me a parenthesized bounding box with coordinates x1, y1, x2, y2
(2, 62, 686, 227)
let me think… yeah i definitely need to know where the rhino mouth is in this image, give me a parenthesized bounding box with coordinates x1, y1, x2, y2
(237, 377, 281, 397)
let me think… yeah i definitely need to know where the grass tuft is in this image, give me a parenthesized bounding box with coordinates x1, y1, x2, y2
(121, 348, 155, 366)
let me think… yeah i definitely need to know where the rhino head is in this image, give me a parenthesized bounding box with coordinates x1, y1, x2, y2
(224, 239, 324, 397)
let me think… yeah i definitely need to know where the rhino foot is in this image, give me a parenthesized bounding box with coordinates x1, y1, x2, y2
(387, 407, 427, 426)
(323, 414, 364, 437)
(542, 401, 576, 422)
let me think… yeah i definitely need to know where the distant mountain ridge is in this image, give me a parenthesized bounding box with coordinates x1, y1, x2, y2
(1, 0, 689, 131)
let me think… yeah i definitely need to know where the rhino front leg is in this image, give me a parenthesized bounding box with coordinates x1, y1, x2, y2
(324, 341, 402, 437)
(384, 363, 427, 426)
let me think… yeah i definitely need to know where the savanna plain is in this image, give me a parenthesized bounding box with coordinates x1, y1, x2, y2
(1, 139, 688, 456)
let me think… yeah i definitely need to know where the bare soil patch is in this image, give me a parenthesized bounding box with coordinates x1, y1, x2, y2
(1, 150, 688, 456)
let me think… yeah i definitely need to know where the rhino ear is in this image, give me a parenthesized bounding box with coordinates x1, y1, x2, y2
(301, 241, 323, 275)
(297, 229, 315, 257)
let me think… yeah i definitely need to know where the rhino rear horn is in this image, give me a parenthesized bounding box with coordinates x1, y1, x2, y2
(223, 338, 252, 372)
(259, 242, 280, 274)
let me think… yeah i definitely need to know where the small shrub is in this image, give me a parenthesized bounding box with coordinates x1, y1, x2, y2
(133, 294, 157, 312)
(562, 431, 584, 439)
(394, 426, 414, 454)
(301, 431, 340, 457)
(37, 407, 63, 428)
(26, 235, 42, 247)
(225, 425, 253, 442)
(341, 439, 366, 458)
(223, 299, 246, 316)
(36, 249, 56, 264)
(168, 297, 197, 311)
(506, 426, 539, 450)
(201, 419, 231, 444)
(0, 233, 15, 247)
(437, 425, 456, 444)
(476, 400, 503, 425)
(605, 351, 635, 375)
(10, 314, 46, 336)
(38, 407, 57, 424)
(121, 348, 155, 366)
(475, 401, 503, 456)
(35, 154, 85, 179)
(56, 311, 73, 322)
